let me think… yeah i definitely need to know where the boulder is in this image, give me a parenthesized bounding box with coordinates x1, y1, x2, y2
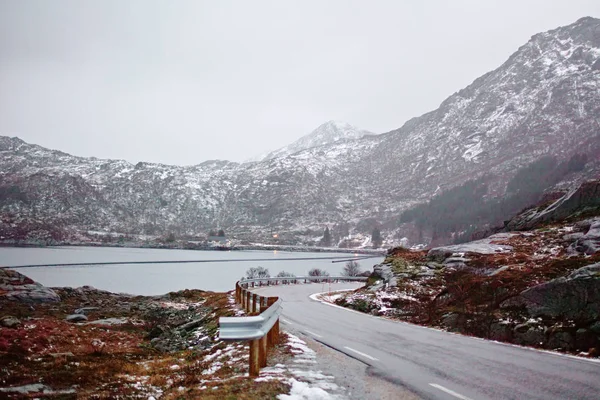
(569, 220, 600, 255)
(371, 264, 397, 288)
(428, 236, 513, 261)
(513, 326, 545, 347)
(515, 262, 600, 321)
(440, 313, 467, 333)
(0, 316, 21, 328)
(66, 314, 88, 323)
(75, 307, 100, 315)
(1, 268, 60, 303)
(575, 328, 600, 351)
(547, 329, 574, 350)
(489, 322, 512, 342)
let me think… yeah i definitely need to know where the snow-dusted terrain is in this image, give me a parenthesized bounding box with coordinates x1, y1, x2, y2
(1, 17, 599, 242)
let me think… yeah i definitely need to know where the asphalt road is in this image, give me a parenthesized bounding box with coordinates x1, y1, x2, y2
(253, 282, 600, 400)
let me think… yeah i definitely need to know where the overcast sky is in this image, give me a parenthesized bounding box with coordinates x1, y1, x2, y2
(1, 1, 599, 165)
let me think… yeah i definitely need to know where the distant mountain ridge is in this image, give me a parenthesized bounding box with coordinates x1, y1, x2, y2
(1, 17, 599, 245)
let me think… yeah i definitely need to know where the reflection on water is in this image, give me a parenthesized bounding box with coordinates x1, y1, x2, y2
(0, 246, 383, 295)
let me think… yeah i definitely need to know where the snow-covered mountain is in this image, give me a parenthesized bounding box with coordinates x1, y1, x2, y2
(1, 17, 600, 244)
(258, 121, 374, 161)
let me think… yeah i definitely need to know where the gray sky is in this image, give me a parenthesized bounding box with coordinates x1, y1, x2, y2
(1, 1, 599, 166)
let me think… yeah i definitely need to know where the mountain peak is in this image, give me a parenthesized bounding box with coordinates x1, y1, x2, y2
(260, 121, 374, 161)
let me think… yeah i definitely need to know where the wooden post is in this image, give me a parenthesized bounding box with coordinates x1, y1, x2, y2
(266, 297, 277, 347)
(260, 334, 268, 367)
(246, 291, 252, 312)
(252, 294, 259, 314)
(273, 318, 280, 345)
(249, 339, 260, 376)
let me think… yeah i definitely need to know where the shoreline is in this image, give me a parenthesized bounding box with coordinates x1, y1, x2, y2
(0, 241, 387, 255)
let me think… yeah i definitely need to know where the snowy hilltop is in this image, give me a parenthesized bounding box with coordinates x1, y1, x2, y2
(248, 120, 374, 162)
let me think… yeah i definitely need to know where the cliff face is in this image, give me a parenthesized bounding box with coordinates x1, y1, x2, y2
(1, 18, 599, 241)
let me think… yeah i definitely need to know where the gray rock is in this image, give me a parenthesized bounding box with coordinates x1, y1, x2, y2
(489, 322, 512, 342)
(429, 238, 512, 261)
(443, 257, 471, 265)
(513, 326, 545, 347)
(563, 232, 584, 241)
(440, 313, 466, 333)
(0, 316, 21, 328)
(177, 318, 205, 332)
(567, 263, 600, 279)
(515, 262, 600, 321)
(371, 264, 397, 288)
(75, 307, 100, 315)
(569, 220, 600, 255)
(86, 318, 129, 326)
(66, 314, 88, 323)
(5, 285, 60, 303)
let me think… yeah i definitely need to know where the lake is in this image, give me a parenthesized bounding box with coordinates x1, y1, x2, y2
(0, 246, 383, 295)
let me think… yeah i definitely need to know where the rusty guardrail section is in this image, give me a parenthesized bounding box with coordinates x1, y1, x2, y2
(218, 275, 367, 376)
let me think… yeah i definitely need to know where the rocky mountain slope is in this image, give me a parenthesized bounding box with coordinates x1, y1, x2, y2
(1, 17, 599, 244)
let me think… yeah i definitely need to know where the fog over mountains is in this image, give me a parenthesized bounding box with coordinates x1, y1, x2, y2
(1, 17, 599, 245)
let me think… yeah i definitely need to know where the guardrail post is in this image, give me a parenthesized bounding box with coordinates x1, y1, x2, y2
(246, 291, 252, 312)
(252, 293, 258, 314)
(266, 297, 279, 347)
(260, 334, 268, 368)
(249, 339, 260, 377)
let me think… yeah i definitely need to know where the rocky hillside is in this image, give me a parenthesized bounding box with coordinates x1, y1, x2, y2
(1, 17, 599, 244)
(332, 189, 600, 357)
(0, 268, 315, 398)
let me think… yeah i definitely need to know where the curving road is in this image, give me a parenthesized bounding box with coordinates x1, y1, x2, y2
(253, 282, 600, 400)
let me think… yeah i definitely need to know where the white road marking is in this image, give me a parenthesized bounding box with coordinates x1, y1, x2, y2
(429, 383, 473, 400)
(343, 346, 379, 361)
(281, 319, 292, 324)
(304, 330, 323, 338)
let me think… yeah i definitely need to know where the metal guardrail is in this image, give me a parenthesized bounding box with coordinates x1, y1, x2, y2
(240, 275, 368, 286)
(219, 298, 283, 340)
(218, 275, 367, 376)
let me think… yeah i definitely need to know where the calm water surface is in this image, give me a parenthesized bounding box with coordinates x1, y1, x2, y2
(0, 246, 383, 295)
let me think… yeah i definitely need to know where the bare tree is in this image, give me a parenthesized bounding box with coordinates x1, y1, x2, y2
(308, 268, 330, 277)
(245, 266, 270, 279)
(342, 260, 362, 277)
(276, 270, 296, 284)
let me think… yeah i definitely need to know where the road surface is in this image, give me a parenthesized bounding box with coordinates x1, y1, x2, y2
(253, 282, 600, 400)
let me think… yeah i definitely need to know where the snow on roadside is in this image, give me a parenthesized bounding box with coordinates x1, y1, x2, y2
(257, 333, 346, 399)
(278, 379, 340, 400)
